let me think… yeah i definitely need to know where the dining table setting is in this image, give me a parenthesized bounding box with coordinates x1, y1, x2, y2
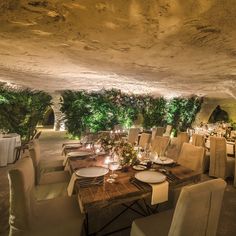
(63, 140, 201, 236)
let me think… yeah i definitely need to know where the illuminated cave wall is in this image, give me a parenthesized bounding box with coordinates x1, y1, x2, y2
(195, 98, 236, 124)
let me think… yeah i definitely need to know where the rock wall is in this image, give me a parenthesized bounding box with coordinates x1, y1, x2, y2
(195, 98, 236, 124)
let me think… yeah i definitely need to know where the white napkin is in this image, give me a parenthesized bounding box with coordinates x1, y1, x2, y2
(227, 142, 234, 155)
(67, 173, 78, 196)
(150, 181, 169, 205)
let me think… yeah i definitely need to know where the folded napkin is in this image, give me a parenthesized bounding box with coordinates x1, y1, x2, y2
(227, 142, 234, 155)
(150, 181, 169, 205)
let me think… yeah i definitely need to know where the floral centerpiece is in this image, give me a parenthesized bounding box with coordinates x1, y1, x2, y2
(114, 140, 138, 169)
(97, 134, 116, 153)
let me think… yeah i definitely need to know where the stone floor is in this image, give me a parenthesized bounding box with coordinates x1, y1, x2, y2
(0, 129, 236, 236)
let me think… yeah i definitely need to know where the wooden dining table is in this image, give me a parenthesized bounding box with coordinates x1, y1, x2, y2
(69, 154, 200, 211)
(67, 150, 201, 235)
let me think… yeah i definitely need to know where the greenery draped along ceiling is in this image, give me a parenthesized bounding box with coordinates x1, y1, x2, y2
(61, 89, 203, 137)
(0, 85, 52, 141)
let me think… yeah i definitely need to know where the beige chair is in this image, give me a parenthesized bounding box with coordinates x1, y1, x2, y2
(191, 134, 205, 147)
(163, 125, 172, 136)
(177, 143, 205, 173)
(139, 133, 151, 149)
(131, 178, 226, 236)
(209, 136, 234, 179)
(176, 132, 189, 152)
(29, 139, 69, 185)
(127, 128, 140, 144)
(191, 134, 209, 172)
(8, 158, 84, 236)
(150, 136, 170, 156)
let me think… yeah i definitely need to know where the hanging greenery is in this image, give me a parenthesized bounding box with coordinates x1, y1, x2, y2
(142, 96, 167, 129)
(0, 85, 52, 141)
(165, 96, 203, 135)
(61, 89, 202, 138)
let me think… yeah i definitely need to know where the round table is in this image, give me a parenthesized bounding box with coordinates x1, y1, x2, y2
(0, 133, 21, 167)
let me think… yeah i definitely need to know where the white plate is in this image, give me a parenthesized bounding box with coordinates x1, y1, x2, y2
(135, 171, 166, 184)
(154, 157, 174, 165)
(67, 151, 93, 157)
(133, 165, 147, 171)
(76, 167, 109, 178)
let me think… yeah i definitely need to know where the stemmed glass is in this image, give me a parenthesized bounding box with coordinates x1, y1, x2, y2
(107, 161, 120, 183)
(149, 152, 158, 169)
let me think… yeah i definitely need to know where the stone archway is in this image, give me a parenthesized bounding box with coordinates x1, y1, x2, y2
(208, 105, 229, 123)
(51, 93, 65, 131)
(42, 106, 55, 127)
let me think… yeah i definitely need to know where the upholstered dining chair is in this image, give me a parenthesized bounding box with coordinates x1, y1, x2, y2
(191, 133, 205, 147)
(29, 139, 69, 185)
(8, 157, 84, 236)
(177, 143, 205, 173)
(130, 178, 226, 236)
(139, 133, 151, 149)
(191, 133, 209, 172)
(150, 136, 170, 156)
(209, 136, 235, 179)
(163, 125, 172, 136)
(176, 132, 189, 153)
(127, 128, 140, 144)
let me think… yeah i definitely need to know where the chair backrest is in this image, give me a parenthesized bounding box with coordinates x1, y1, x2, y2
(28, 139, 41, 184)
(177, 132, 190, 151)
(114, 124, 122, 131)
(192, 134, 205, 147)
(164, 125, 172, 136)
(151, 136, 170, 155)
(8, 157, 35, 233)
(168, 179, 226, 236)
(127, 128, 140, 144)
(156, 127, 165, 137)
(178, 143, 205, 173)
(209, 136, 227, 178)
(139, 133, 151, 149)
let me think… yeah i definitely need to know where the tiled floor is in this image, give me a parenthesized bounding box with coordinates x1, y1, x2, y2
(0, 129, 236, 236)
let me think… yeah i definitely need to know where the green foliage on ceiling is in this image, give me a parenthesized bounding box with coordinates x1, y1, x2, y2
(0, 85, 52, 141)
(61, 89, 202, 137)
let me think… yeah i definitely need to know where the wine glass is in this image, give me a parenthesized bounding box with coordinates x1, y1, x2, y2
(159, 152, 167, 165)
(107, 161, 119, 183)
(149, 152, 158, 169)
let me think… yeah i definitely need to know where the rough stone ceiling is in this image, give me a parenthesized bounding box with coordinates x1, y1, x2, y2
(0, 0, 236, 98)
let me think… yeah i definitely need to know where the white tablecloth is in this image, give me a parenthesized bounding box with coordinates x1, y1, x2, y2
(0, 134, 21, 167)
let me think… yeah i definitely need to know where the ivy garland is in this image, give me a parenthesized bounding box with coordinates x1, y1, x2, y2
(61, 89, 202, 137)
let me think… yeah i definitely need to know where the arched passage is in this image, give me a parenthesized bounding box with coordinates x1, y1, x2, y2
(42, 106, 55, 127)
(208, 105, 229, 123)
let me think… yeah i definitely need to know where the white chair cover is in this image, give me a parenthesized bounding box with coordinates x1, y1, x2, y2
(209, 136, 234, 179)
(178, 143, 205, 173)
(139, 133, 151, 149)
(150, 136, 170, 155)
(127, 128, 140, 144)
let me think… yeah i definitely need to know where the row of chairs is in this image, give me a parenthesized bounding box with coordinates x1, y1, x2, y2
(9, 136, 228, 236)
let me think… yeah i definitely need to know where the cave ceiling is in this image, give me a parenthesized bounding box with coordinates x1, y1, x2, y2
(0, 0, 236, 98)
